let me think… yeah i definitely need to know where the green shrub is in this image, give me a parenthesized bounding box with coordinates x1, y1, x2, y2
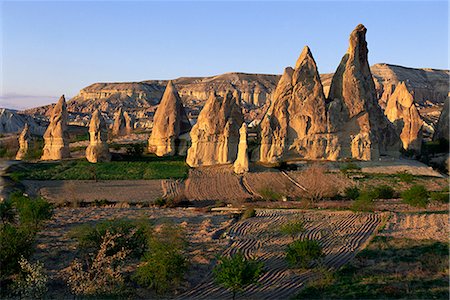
(344, 186, 360, 200)
(340, 162, 361, 173)
(24, 137, 44, 160)
(12, 257, 48, 298)
(402, 185, 429, 208)
(397, 171, 414, 183)
(0, 198, 15, 224)
(279, 219, 305, 241)
(241, 208, 256, 220)
(11, 193, 52, 230)
(133, 222, 187, 293)
(285, 239, 323, 269)
(213, 252, 264, 300)
(258, 187, 282, 201)
(373, 185, 395, 199)
(125, 143, 145, 157)
(154, 197, 166, 207)
(430, 191, 449, 203)
(351, 190, 375, 212)
(70, 219, 151, 258)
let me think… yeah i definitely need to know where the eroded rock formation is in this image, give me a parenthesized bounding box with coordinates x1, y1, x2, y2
(327, 24, 400, 160)
(433, 98, 449, 142)
(15, 124, 30, 160)
(41, 95, 71, 160)
(86, 110, 111, 163)
(112, 108, 133, 136)
(234, 123, 249, 174)
(148, 81, 192, 156)
(186, 91, 244, 167)
(257, 46, 339, 163)
(384, 82, 422, 152)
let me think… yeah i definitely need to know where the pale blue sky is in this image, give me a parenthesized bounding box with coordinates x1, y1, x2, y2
(1, 0, 448, 109)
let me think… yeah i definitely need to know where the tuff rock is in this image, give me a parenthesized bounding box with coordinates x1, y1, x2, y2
(233, 123, 249, 174)
(86, 110, 111, 163)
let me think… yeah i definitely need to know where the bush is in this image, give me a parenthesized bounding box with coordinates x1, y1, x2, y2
(125, 143, 145, 157)
(402, 185, 429, 208)
(397, 171, 414, 183)
(373, 185, 395, 199)
(241, 208, 256, 220)
(344, 186, 360, 200)
(11, 193, 52, 231)
(279, 219, 305, 241)
(154, 197, 166, 207)
(12, 257, 48, 299)
(258, 187, 282, 201)
(0, 198, 15, 224)
(430, 191, 449, 203)
(285, 239, 323, 269)
(340, 162, 361, 174)
(63, 231, 129, 296)
(70, 219, 150, 259)
(351, 190, 375, 212)
(133, 222, 187, 294)
(213, 252, 264, 300)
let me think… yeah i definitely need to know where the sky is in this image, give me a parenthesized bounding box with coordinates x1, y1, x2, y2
(0, 0, 448, 110)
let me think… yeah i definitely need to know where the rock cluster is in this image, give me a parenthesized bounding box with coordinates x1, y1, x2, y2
(148, 81, 192, 156)
(41, 95, 71, 160)
(233, 123, 250, 174)
(257, 46, 338, 163)
(15, 124, 31, 160)
(327, 24, 399, 160)
(186, 91, 244, 167)
(433, 98, 449, 142)
(112, 108, 134, 136)
(384, 82, 422, 152)
(86, 110, 111, 163)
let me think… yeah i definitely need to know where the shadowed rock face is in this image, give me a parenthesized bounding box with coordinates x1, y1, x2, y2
(256, 46, 340, 163)
(385, 82, 422, 152)
(15, 124, 30, 160)
(234, 123, 249, 174)
(433, 98, 449, 142)
(186, 91, 244, 167)
(148, 81, 192, 156)
(327, 24, 400, 160)
(112, 108, 133, 136)
(41, 95, 71, 160)
(86, 110, 111, 163)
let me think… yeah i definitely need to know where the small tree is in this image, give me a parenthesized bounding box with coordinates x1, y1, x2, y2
(213, 252, 264, 300)
(402, 185, 429, 208)
(285, 239, 323, 269)
(279, 219, 305, 241)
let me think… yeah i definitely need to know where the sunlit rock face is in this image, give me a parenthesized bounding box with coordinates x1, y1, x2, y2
(233, 123, 249, 174)
(327, 24, 400, 160)
(112, 107, 134, 136)
(256, 46, 340, 163)
(15, 124, 30, 160)
(148, 81, 192, 156)
(384, 82, 423, 153)
(433, 98, 449, 142)
(86, 110, 111, 163)
(186, 91, 244, 167)
(41, 95, 71, 160)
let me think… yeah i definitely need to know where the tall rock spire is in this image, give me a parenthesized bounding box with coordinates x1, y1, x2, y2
(148, 81, 192, 156)
(41, 95, 71, 160)
(16, 124, 30, 160)
(86, 110, 111, 163)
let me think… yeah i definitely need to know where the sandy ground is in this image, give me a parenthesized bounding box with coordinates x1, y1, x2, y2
(381, 212, 449, 242)
(33, 207, 234, 298)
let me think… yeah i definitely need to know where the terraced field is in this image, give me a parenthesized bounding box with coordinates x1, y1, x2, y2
(180, 210, 382, 299)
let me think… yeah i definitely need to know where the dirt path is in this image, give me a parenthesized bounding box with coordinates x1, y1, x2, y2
(180, 210, 381, 299)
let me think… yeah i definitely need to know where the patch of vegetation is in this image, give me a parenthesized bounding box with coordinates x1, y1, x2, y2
(213, 252, 264, 300)
(133, 222, 188, 294)
(258, 187, 282, 201)
(241, 208, 256, 220)
(9, 157, 189, 181)
(70, 218, 151, 258)
(125, 143, 145, 157)
(396, 171, 415, 183)
(430, 191, 449, 203)
(285, 239, 323, 269)
(279, 219, 305, 241)
(372, 184, 395, 199)
(343, 186, 360, 200)
(340, 162, 361, 174)
(351, 190, 375, 212)
(402, 185, 429, 208)
(296, 237, 449, 299)
(24, 136, 44, 160)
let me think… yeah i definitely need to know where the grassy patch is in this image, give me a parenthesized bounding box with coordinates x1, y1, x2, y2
(296, 236, 449, 299)
(258, 187, 282, 201)
(9, 156, 188, 181)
